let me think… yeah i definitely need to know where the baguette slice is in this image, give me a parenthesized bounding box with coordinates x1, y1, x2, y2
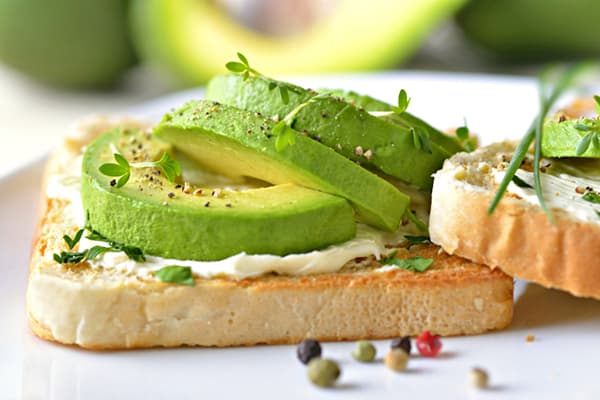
(430, 141, 600, 300)
(27, 118, 513, 350)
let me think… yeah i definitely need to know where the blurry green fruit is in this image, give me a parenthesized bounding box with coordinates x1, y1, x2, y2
(0, 0, 136, 88)
(457, 0, 600, 60)
(130, 0, 466, 86)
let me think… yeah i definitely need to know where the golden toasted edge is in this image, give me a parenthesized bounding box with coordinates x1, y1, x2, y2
(430, 142, 600, 299)
(27, 118, 514, 349)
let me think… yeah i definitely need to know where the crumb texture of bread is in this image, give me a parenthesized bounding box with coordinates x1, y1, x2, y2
(27, 118, 514, 350)
(430, 142, 600, 300)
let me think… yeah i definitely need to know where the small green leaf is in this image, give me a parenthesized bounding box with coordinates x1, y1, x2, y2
(575, 123, 592, 132)
(268, 81, 277, 91)
(392, 89, 410, 114)
(99, 163, 126, 176)
(576, 132, 594, 155)
(237, 52, 249, 66)
(594, 95, 600, 114)
(53, 250, 87, 264)
(582, 191, 600, 204)
(114, 153, 130, 169)
(155, 266, 194, 286)
(243, 70, 250, 80)
(63, 229, 84, 249)
(274, 124, 296, 152)
(86, 245, 111, 260)
(225, 61, 246, 73)
(380, 254, 433, 273)
(456, 126, 469, 141)
(512, 175, 533, 188)
(116, 172, 130, 188)
(404, 235, 431, 245)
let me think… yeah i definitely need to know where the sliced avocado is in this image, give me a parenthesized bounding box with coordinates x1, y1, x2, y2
(325, 88, 465, 154)
(154, 100, 409, 231)
(542, 118, 600, 158)
(82, 128, 356, 261)
(206, 74, 455, 189)
(129, 0, 467, 86)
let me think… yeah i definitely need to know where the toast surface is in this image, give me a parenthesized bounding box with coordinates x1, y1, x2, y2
(27, 118, 513, 349)
(430, 141, 600, 299)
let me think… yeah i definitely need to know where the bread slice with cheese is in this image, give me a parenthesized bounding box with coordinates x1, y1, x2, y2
(27, 118, 513, 349)
(430, 141, 600, 299)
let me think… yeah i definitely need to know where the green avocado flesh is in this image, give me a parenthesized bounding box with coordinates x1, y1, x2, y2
(154, 100, 409, 231)
(81, 128, 356, 261)
(542, 118, 600, 158)
(206, 74, 460, 189)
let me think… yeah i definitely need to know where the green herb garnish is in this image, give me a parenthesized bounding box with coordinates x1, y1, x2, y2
(582, 191, 600, 204)
(511, 175, 533, 188)
(380, 254, 433, 272)
(392, 89, 411, 114)
(404, 235, 431, 245)
(225, 52, 298, 104)
(154, 265, 194, 286)
(63, 229, 84, 249)
(456, 120, 477, 152)
(99, 151, 181, 188)
(271, 92, 330, 151)
(53, 227, 146, 264)
(594, 95, 600, 114)
(574, 120, 600, 155)
(488, 63, 591, 220)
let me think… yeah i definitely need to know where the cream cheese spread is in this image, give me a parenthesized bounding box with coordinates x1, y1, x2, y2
(494, 166, 600, 224)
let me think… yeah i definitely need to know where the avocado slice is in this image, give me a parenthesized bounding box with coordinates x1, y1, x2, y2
(205, 74, 455, 189)
(542, 118, 600, 158)
(129, 0, 468, 86)
(154, 100, 409, 231)
(325, 88, 465, 154)
(82, 128, 356, 261)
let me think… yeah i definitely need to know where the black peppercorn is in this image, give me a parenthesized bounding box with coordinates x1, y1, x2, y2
(390, 336, 411, 355)
(297, 338, 322, 364)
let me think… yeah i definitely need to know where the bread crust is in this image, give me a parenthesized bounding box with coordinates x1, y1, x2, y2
(430, 142, 600, 299)
(27, 118, 514, 349)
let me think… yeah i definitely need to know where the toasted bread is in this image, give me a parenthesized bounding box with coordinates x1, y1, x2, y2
(27, 118, 513, 349)
(430, 141, 600, 299)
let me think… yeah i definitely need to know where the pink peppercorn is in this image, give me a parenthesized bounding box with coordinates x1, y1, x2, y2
(416, 331, 442, 357)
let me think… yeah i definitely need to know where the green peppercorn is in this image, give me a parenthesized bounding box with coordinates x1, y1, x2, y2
(307, 358, 340, 388)
(384, 348, 409, 372)
(351, 340, 376, 362)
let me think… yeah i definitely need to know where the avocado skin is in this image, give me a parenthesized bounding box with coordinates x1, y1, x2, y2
(82, 128, 356, 261)
(154, 100, 409, 231)
(542, 119, 600, 158)
(457, 0, 600, 60)
(0, 0, 136, 88)
(206, 74, 455, 189)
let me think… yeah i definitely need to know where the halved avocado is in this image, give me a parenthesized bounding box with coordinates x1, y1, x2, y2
(129, 0, 467, 85)
(154, 100, 409, 231)
(82, 128, 356, 261)
(206, 74, 458, 189)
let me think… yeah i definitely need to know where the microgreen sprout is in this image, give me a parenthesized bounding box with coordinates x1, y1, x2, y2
(392, 89, 411, 114)
(225, 52, 300, 104)
(380, 254, 433, 273)
(455, 119, 477, 152)
(574, 117, 600, 155)
(99, 152, 181, 188)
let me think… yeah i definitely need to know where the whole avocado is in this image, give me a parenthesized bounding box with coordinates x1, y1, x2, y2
(456, 0, 600, 60)
(0, 0, 136, 88)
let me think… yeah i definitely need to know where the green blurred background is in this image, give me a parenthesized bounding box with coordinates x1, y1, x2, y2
(1, 0, 599, 174)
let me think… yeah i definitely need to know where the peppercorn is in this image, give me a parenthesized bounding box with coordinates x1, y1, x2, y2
(384, 349, 409, 372)
(351, 340, 376, 362)
(470, 367, 489, 389)
(307, 358, 340, 388)
(390, 336, 411, 355)
(415, 331, 442, 357)
(297, 339, 322, 365)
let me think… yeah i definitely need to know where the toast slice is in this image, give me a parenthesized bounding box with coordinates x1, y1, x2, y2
(27, 117, 513, 349)
(430, 141, 600, 300)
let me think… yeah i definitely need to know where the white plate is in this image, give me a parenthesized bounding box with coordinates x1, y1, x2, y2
(3, 72, 600, 400)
